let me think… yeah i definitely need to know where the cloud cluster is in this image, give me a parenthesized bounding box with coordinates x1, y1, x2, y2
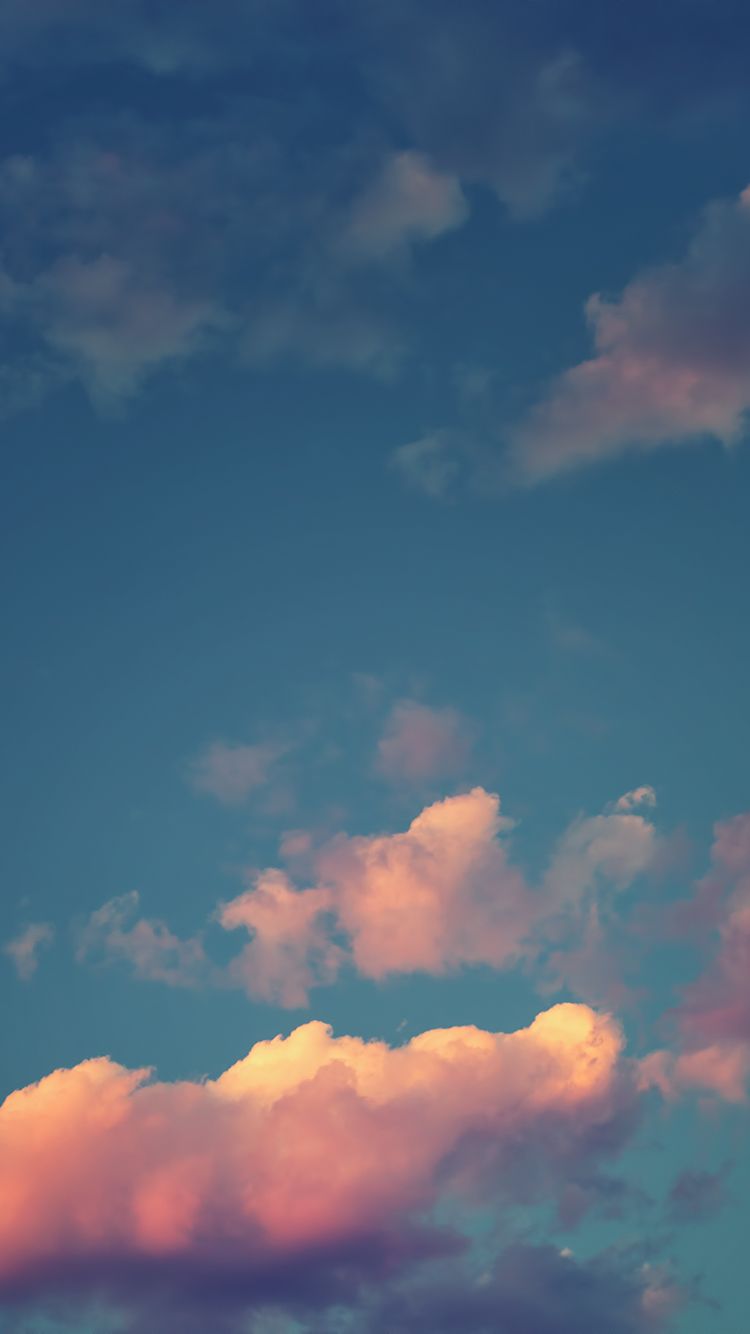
(2, 1, 749, 418)
(0, 1003, 637, 1314)
(640, 813, 750, 1103)
(76, 892, 207, 988)
(78, 785, 659, 1007)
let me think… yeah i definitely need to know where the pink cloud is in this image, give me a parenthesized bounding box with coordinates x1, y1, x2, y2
(77, 892, 207, 988)
(544, 802, 657, 908)
(510, 186, 750, 481)
(0, 1003, 634, 1303)
(640, 1042, 750, 1104)
(318, 787, 530, 979)
(674, 814, 750, 1047)
(79, 786, 662, 1008)
(220, 788, 533, 1002)
(3, 922, 54, 981)
(218, 871, 344, 1008)
(375, 699, 473, 784)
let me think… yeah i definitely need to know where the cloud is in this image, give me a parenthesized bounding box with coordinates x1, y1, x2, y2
(640, 1041, 750, 1104)
(509, 186, 750, 481)
(0, 1002, 637, 1315)
(218, 872, 344, 1008)
(390, 430, 469, 499)
(314, 788, 532, 982)
(187, 740, 289, 806)
(667, 1167, 727, 1223)
(3, 923, 54, 981)
(374, 699, 473, 784)
(668, 813, 750, 1056)
(635, 815, 750, 1105)
(614, 787, 657, 814)
(27, 254, 226, 405)
(544, 802, 657, 908)
(344, 151, 468, 259)
(76, 892, 207, 988)
(78, 786, 661, 1007)
(348, 1244, 682, 1334)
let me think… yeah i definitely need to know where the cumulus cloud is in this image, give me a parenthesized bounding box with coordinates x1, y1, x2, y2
(3, 922, 54, 981)
(0, 1003, 637, 1313)
(78, 785, 661, 1007)
(374, 699, 473, 784)
(509, 186, 750, 481)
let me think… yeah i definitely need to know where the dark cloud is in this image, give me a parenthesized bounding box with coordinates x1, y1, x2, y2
(667, 1168, 727, 1224)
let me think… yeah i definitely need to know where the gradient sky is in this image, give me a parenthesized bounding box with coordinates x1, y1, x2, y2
(2, 4, 750, 1332)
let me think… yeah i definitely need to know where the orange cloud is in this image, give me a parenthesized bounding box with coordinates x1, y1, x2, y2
(79, 786, 660, 1007)
(0, 1003, 633, 1301)
(219, 870, 344, 1007)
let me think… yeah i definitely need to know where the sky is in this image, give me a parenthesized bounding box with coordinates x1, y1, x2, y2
(1, 2, 750, 1331)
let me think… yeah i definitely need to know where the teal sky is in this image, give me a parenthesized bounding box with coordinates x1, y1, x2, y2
(1, 5, 750, 1332)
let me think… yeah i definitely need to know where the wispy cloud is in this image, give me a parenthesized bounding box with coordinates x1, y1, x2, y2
(3, 922, 54, 981)
(374, 698, 474, 785)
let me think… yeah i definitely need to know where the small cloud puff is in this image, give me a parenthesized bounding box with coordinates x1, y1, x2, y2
(3, 922, 54, 981)
(374, 698, 473, 785)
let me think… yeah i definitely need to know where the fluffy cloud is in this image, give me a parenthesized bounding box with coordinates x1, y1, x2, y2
(313, 788, 531, 981)
(0, 1003, 636, 1312)
(219, 872, 344, 1008)
(510, 186, 750, 481)
(3, 922, 54, 981)
(374, 699, 473, 784)
(219, 785, 657, 1003)
(78, 785, 659, 1007)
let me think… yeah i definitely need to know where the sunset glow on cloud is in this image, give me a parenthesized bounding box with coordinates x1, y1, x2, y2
(0, 1004, 632, 1295)
(3, 3, 750, 1331)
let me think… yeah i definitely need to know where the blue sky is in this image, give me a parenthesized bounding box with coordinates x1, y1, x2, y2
(1, 4, 750, 1332)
